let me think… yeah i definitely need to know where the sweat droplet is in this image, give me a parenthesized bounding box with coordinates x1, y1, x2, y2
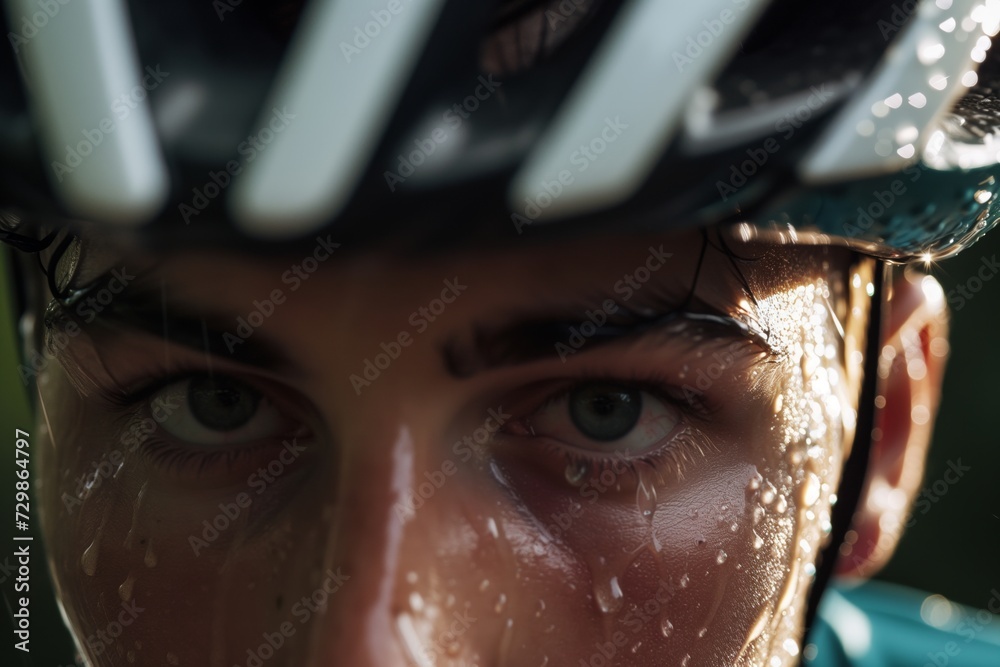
(144, 540, 157, 568)
(774, 495, 788, 514)
(801, 472, 821, 507)
(679, 574, 690, 588)
(595, 576, 624, 614)
(753, 532, 764, 550)
(81, 536, 100, 576)
(495, 593, 507, 614)
(661, 619, 674, 638)
(761, 482, 776, 505)
(716, 550, 728, 564)
(697, 627, 707, 638)
(118, 573, 135, 601)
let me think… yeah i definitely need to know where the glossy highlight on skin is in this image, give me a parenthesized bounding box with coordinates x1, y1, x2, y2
(30, 231, 870, 666)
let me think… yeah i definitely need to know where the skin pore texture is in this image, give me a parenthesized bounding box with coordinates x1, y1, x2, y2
(26, 228, 928, 667)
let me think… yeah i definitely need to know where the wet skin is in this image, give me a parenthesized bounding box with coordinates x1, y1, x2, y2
(31, 229, 873, 666)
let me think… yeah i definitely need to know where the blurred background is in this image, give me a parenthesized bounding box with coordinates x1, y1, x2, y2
(2, 232, 999, 665)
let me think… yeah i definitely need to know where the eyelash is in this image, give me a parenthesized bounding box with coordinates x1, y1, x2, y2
(100, 362, 286, 476)
(99, 355, 718, 483)
(504, 367, 717, 484)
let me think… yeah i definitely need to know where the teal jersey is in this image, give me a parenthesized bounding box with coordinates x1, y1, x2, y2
(806, 580, 1000, 667)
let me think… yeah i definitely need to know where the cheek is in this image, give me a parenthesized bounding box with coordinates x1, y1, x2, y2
(36, 367, 336, 666)
(458, 440, 809, 667)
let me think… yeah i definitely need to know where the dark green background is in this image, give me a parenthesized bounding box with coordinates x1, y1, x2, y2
(2, 236, 999, 665)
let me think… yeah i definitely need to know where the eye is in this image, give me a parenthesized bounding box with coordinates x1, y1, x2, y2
(524, 381, 681, 456)
(154, 374, 297, 447)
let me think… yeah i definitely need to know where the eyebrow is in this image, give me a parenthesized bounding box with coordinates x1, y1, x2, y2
(48, 268, 769, 378)
(443, 292, 772, 378)
(47, 276, 293, 369)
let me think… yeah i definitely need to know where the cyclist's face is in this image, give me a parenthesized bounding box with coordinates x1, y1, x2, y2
(32, 230, 871, 666)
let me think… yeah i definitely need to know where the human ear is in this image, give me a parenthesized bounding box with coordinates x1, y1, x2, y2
(835, 270, 949, 579)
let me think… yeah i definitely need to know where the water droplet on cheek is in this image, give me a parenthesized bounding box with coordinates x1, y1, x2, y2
(565, 461, 588, 486)
(595, 576, 624, 614)
(143, 539, 157, 568)
(118, 573, 135, 601)
(81, 535, 100, 576)
(761, 482, 777, 505)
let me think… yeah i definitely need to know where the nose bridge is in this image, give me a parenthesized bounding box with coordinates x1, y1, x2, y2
(307, 422, 426, 666)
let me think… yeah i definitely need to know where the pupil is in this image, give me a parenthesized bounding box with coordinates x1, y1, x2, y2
(568, 383, 642, 442)
(188, 376, 260, 431)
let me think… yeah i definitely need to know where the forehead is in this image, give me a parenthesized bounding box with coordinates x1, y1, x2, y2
(104, 228, 857, 312)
